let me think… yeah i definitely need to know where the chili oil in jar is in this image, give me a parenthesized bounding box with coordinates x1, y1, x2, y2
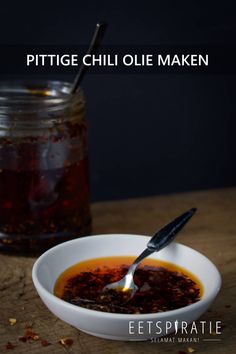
(0, 81, 91, 252)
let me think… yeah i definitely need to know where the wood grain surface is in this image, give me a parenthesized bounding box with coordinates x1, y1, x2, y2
(0, 188, 235, 353)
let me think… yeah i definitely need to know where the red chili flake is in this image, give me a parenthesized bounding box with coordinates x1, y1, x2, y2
(178, 351, 186, 354)
(5, 341, 16, 350)
(19, 325, 39, 342)
(41, 339, 51, 347)
(18, 336, 27, 343)
(58, 338, 74, 347)
(24, 327, 40, 340)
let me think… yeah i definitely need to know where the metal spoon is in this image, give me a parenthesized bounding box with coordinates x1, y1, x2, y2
(71, 22, 107, 94)
(103, 208, 197, 299)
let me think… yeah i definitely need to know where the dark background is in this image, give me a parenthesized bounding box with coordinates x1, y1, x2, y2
(1, 1, 235, 201)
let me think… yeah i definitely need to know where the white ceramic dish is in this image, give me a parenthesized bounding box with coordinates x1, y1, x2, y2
(32, 234, 221, 341)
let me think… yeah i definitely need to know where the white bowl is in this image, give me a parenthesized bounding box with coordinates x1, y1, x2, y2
(32, 234, 221, 341)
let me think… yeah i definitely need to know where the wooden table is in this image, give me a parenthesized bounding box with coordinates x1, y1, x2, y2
(0, 188, 235, 353)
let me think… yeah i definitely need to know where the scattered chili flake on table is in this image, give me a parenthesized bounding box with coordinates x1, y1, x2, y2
(178, 351, 186, 354)
(8, 318, 17, 326)
(5, 342, 16, 350)
(18, 326, 40, 342)
(41, 339, 51, 347)
(58, 338, 74, 347)
(25, 327, 39, 341)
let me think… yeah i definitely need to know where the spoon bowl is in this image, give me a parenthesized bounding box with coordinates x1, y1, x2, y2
(102, 208, 197, 300)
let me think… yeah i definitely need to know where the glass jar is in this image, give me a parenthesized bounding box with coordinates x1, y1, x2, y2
(0, 81, 91, 252)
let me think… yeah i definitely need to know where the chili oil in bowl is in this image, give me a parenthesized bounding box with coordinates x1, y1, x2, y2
(32, 234, 221, 341)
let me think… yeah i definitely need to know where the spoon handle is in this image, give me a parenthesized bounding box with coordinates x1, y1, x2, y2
(127, 208, 197, 277)
(147, 208, 197, 251)
(71, 22, 107, 93)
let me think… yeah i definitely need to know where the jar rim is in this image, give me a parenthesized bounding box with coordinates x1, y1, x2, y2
(0, 80, 84, 115)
